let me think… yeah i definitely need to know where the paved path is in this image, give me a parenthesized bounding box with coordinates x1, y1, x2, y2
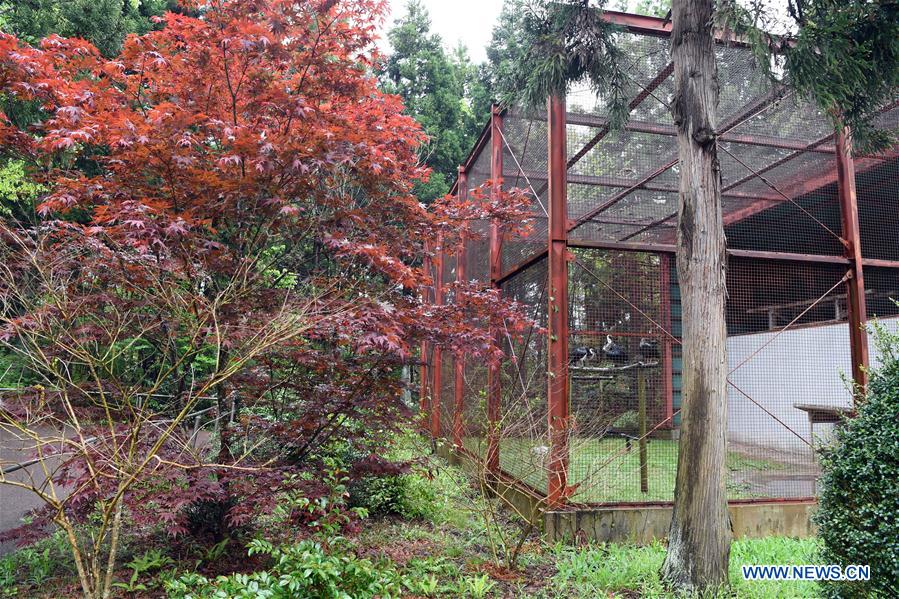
(0, 427, 65, 555)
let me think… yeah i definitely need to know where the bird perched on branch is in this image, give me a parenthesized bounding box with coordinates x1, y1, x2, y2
(602, 335, 628, 364)
(638, 337, 659, 360)
(570, 346, 597, 364)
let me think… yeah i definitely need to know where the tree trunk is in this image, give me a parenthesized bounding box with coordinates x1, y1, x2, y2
(661, 0, 732, 591)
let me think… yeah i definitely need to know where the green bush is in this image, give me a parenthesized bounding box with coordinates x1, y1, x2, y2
(0, 530, 75, 593)
(349, 472, 438, 521)
(164, 539, 408, 599)
(815, 324, 899, 598)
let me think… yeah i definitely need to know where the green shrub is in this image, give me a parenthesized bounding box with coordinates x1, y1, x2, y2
(815, 324, 899, 598)
(0, 529, 75, 593)
(349, 472, 438, 521)
(164, 538, 409, 599)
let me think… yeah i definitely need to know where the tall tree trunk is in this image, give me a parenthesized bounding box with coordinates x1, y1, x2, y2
(662, 0, 732, 591)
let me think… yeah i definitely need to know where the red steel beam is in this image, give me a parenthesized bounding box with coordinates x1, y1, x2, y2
(547, 94, 570, 508)
(569, 158, 680, 232)
(534, 61, 675, 199)
(516, 170, 784, 202)
(568, 238, 868, 266)
(714, 100, 899, 228)
(601, 9, 674, 36)
(601, 9, 752, 47)
(453, 167, 468, 449)
(570, 85, 789, 235)
(497, 246, 549, 286)
(565, 112, 836, 153)
(721, 148, 898, 227)
(836, 126, 870, 397)
(568, 63, 674, 169)
(487, 105, 503, 475)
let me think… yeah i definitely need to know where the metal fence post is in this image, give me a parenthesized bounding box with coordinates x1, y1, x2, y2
(487, 105, 503, 475)
(547, 94, 570, 506)
(835, 126, 869, 398)
(454, 166, 468, 450)
(432, 239, 444, 439)
(420, 244, 431, 427)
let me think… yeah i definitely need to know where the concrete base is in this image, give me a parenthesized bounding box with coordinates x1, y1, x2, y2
(435, 443, 817, 545)
(546, 501, 817, 544)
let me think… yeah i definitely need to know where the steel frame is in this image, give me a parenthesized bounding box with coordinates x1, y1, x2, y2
(453, 167, 468, 449)
(486, 105, 503, 476)
(835, 127, 870, 396)
(547, 94, 570, 506)
(424, 11, 898, 511)
(431, 241, 443, 439)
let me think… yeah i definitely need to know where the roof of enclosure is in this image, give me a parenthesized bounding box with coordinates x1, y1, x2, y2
(454, 10, 899, 267)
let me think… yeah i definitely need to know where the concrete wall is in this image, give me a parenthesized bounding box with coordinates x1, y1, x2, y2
(726, 316, 899, 452)
(546, 501, 818, 544)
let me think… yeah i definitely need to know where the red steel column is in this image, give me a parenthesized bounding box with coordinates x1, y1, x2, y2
(431, 239, 444, 438)
(420, 245, 431, 423)
(453, 167, 468, 449)
(486, 105, 503, 474)
(547, 94, 569, 506)
(835, 126, 869, 398)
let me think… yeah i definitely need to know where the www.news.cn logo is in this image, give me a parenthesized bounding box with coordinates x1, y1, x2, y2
(742, 564, 871, 581)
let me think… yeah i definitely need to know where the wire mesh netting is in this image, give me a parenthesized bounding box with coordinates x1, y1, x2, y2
(497, 259, 549, 493)
(423, 22, 899, 508)
(502, 108, 549, 273)
(566, 249, 674, 502)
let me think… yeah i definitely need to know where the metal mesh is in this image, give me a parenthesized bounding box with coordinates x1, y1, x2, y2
(425, 21, 899, 508)
(497, 258, 549, 493)
(461, 219, 490, 457)
(724, 259, 852, 500)
(567, 249, 674, 502)
(439, 353, 455, 439)
(857, 158, 899, 261)
(502, 109, 549, 273)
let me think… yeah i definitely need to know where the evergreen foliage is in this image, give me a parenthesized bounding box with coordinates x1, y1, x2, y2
(485, 0, 629, 124)
(718, 0, 899, 151)
(0, 0, 177, 57)
(381, 1, 487, 201)
(815, 323, 899, 598)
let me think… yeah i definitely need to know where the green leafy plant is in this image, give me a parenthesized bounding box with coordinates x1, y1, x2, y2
(18, 547, 52, 587)
(202, 539, 230, 564)
(0, 555, 16, 592)
(415, 574, 439, 596)
(815, 322, 899, 598)
(349, 472, 439, 521)
(112, 549, 173, 593)
(274, 461, 369, 543)
(458, 573, 495, 599)
(165, 538, 410, 599)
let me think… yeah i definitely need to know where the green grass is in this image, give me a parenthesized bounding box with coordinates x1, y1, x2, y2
(552, 536, 822, 598)
(359, 438, 828, 598)
(464, 436, 788, 502)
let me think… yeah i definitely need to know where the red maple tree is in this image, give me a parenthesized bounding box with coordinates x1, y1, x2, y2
(0, 1, 533, 585)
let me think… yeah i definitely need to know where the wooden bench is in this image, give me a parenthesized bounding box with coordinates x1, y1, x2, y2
(794, 403, 854, 447)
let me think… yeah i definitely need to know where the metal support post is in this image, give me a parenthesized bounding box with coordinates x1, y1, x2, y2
(432, 240, 444, 439)
(547, 94, 570, 506)
(453, 167, 468, 449)
(835, 126, 870, 398)
(487, 105, 503, 475)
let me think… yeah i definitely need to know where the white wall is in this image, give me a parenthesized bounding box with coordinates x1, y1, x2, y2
(726, 317, 899, 453)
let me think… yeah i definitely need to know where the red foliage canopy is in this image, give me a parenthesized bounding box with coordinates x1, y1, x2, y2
(0, 0, 535, 539)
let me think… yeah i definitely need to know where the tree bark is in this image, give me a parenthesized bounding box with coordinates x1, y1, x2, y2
(661, 0, 732, 591)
